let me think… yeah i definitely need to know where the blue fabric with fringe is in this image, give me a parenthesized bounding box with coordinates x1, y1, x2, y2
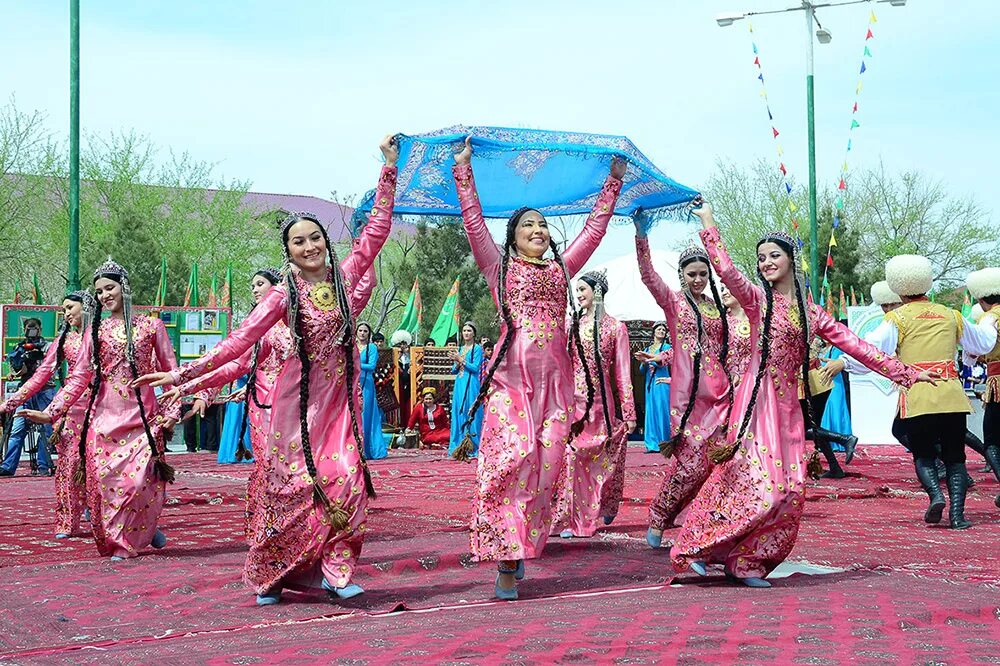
(352, 126, 699, 235)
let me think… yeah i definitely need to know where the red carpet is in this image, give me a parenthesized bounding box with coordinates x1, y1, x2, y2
(1, 446, 997, 664)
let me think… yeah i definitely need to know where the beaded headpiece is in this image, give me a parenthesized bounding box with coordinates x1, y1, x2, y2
(257, 267, 283, 285)
(678, 245, 710, 266)
(579, 269, 609, 297)
(756, 230, 810, 339)
(93, 257, 128, 281)
(280, 211, 321, 235)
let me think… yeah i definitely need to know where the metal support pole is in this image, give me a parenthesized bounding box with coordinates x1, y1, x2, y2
(805, 2, 820, 299)
(68, 0, 81, 292)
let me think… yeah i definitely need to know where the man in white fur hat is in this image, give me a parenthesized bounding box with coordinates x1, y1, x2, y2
(844, 255, 996, 529)
(870, 280, 902, 314)
(965, 267, 1000, 509)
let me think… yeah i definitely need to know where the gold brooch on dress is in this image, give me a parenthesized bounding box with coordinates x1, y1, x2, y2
(309, 282, 338, 311)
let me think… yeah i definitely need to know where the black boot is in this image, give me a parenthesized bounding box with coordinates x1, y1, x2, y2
(811, 438, 845, 478)
(816, 427, 859, 465)
(945, 462, 973, 529)
(935, 459, 947, 481)
(964, 430, 986, 455)
(982, 445, 1000, 509)
(914, 458, 946, 523)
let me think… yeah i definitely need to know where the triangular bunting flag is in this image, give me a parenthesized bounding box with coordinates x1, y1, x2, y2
(829, 233, 838, 247)
(798, 239, 805, 249)
(767, 107, 773, 120)
(793, 219, 800, 230)
(833, 216, 840, 228)
(789, 201, 798, 213)
(860, 61, 867, 74)
(779, 163, 787, 176)
(851, 119, 860, 129)
(835, 197, 844, 210)
(838, 179, 847, 190)
(870, 10, 877, 23)
(842, 160, 849, 172)
(856, 80, 863, 94)
(772, 127, 779, 138)
(853, 102, 858, 113)
(866, 28, 873, 39)
(758, 73, 764, 82)
(752, 42, 758, 54)
(785, 183, 792, 194)
(827, 255, 835, 268)
(847, 139, 853, 151)
(864, 46, 872, 57)
(777, 143, 784, 156)
(748, 21, 754, 32)
(754, 56, 760, 66)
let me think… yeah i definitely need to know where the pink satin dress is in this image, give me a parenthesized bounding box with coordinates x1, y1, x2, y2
(636, 237, 730, 531)
(2, 331, 88, 535)
(46, 317, 181, 558)
(670, 227, 918, 578)
(727, 313, 753, 386)
(551, 314, 636, 536)
(170, 165, 395, 594)
(453, 162, 622, 562)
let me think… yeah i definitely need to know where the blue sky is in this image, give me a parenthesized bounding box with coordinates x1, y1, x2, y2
(3, 0, 997, 265)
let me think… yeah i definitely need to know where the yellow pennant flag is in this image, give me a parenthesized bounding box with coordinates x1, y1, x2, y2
(802, 258, 810, 273)
(789, 201, 798, 213)
(749, 20, 754, 32)
(843, 160, 849, 172)
(856, 80, 863, 94)
(777, 143, 784, 156)
(829, 233, 838, 247)
(870, 10, 877, 23)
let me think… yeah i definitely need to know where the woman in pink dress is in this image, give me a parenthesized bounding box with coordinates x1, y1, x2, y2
(1, 291, 94, 538)
(137, 135, 398, 605)
(552, 269, 636, 538)
(25, 262, 180, 560)
(451, 138, 625, 600)
(670, 202, 936, 587)
(722, 285, 753, 386)
(633, 225, 732, 548)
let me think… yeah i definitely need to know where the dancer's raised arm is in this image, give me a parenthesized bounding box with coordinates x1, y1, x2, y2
(452, 138, 502, 292)
(340, 134, 399, 284)
(695, 203, 761, 313)
(562, 158, 625, 276)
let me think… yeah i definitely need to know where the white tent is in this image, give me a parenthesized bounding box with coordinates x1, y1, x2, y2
(581, 249, 679, 321)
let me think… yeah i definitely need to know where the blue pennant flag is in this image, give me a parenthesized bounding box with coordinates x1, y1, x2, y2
(752, 42, 758, 54)
(758, 73, 764, 83)
(833, 215, 840, 228)
(860, 61, 867, 74)
(798, 239, 805, 249)
(847, 139, 852, 151)
(767, 106, 773, 120)
(785, 183, 792, 194)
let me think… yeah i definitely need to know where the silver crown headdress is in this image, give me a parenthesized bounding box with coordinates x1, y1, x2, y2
(579, 268, 609, 299)
(93, 257, 129, 282)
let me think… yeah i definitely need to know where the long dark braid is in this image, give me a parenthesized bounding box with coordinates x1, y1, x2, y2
(552, 241, 594, 441)
(589, 312, 613, 440)
(716, 282, 776, 464)
(233, 342, 263, 463)
(662, 288, 705, 457)
(793, 276, 823, 479)
(54, 320, 71, 386)
(127, 346, 171, 482)
(707, 276, 735, 433)
(74, 300, 104, 485)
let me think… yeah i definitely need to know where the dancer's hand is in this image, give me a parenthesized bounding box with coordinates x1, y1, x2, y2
(158, 388, 181, 408)
(625, 420, 636, 434)
(610, 156, 627, 180)
(454, 136, 473, 165)
(689, 197, 716, 229)
(819, 359, 845, 383)
(380, 134, 400, 167)
(0, 402, 9, 415)
(655, 377, 672, 385)
(915, 370, 940, 385)
(20, 409, 51, 424)
(182, 399, 207, 422)
(161, 417, 177, 430)
(132, 372, 174, 389)
(634, 351, 654, 363)
(227, 387, 246, 403)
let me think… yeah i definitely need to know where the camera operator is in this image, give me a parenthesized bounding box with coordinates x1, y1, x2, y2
(0, 318, 55, 476)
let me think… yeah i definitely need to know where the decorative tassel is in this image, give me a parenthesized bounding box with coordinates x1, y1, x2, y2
(313, 485, 350, 531)
(709, 443, 739, 465)
(806, 449, 824, 480)
(659, 436, 678, 459)
(452, 433, 476, 462)
(570, 418, 587, 439)
(73, 460, 86, 486)
(361, 462, 377, 499)
(235, 445, 250, 462)
(153, 457, 176, 484)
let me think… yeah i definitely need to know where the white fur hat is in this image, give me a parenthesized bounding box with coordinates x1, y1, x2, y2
(390, 329, 413, 346)
(970, 303, 984, 322)
(869, 281, 901, 306)
(885, 254, 933, 297)
(966, 267, 1000, 300)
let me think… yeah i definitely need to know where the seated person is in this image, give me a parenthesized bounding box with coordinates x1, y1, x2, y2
(406, 387, 450, 449)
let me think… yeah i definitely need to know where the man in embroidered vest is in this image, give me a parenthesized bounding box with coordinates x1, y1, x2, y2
(965, 267, 1000, 509)
(846, 256, 996, 529)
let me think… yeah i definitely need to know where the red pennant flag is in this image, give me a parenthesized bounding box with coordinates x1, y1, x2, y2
(838, 179, 847, 190)
(772, 127, 780, 138)
(826, 255, 834, 267)
(754, 56, 760, 66)
(792, 219, 800, 230)
(852, 102, 858, 113)
(779, 163, 787, 175)
(866, 28, 873, 39)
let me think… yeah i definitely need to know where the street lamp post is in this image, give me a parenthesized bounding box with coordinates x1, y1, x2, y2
(716, 0, 906, 300)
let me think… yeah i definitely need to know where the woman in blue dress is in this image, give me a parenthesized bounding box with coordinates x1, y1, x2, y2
(639, 321, 672, 453)
(358, 322, 387, 460)
(217, 375, 252, 463)
(449, 322, 484, 458)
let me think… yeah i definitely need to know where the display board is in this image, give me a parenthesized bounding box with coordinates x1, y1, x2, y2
(1, 303, 231, 400)
(846, 304, 898, 446)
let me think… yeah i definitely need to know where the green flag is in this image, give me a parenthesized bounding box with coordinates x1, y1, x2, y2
(184, 263, 199, 307)
(13, 277, 23, 304)
(398, 278, 422, 337)
(430, 277, 461, 345)
(155, 257, 168, 307)
(962, 290, 972, 318)
(207, 273, 219, 307)
(32, 273, 42, 304)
